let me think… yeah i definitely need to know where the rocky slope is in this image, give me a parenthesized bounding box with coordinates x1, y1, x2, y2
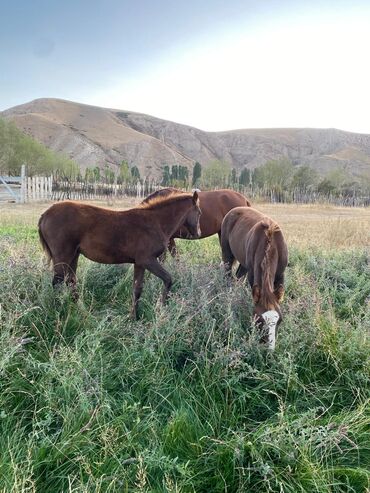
(3, 98, 370, 178)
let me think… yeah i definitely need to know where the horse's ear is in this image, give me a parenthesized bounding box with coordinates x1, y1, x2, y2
(252, 285, 261, 304)
(274, 284, 285, 303)
(192, 190, 200, 205)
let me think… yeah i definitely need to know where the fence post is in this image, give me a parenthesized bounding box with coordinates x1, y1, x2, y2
(20, 164, 26, 203)
(48, 175, 53, 199)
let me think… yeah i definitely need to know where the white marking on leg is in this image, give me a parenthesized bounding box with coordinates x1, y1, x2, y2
(268, 324, 276, 350)
(262, 310, 279, 350)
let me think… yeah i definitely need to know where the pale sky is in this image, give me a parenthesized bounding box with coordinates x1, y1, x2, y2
(1, 1, 370, 133)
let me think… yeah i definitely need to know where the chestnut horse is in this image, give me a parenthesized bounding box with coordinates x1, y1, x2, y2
(221, 207, 288, 349)
(38, 191, 201, 318)
(143, 188, 251, 254)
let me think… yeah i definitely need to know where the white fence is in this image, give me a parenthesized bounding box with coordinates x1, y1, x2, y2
(0, 166, 53, 203)
(25, 176, 53, 202)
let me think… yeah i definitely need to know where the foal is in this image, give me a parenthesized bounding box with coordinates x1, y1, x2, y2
(221, 207, 288, 349)
(39, 191, 201, 318)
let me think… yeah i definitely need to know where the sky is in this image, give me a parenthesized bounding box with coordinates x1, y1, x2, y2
(1, 0, 370, 133)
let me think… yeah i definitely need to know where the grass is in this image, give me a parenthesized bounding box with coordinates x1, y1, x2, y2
(0, 201, 369, 492)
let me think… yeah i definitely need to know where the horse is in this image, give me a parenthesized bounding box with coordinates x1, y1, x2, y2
(220, 206, 288, 349)
(38, 191, 201, 319)
(142, 188, 251, 254)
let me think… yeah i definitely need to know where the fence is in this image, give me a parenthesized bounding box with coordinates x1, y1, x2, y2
(0, 166, 369, 207)
(0, 166, 53, 203)
(50, 179, 161, 201)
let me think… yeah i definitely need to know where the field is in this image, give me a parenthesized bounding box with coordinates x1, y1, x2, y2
(0, 200, 369, 492)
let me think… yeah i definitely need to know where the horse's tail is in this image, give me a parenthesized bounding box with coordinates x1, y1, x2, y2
(245, 196, 252, 207)
(38, 215, 53, 268)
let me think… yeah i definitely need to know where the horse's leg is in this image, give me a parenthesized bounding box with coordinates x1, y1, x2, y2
(52, 247, 79, 298)
(235, 264, 248, 279)
(66, 252, 80, 300)
(143, 257, 172, 303)
(247, 271, 254, 290)
(132, 265, 145, 320)
(220, 235, 234, 279)
(168, 238, 178, 257)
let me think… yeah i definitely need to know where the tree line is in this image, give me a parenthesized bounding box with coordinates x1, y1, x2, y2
(0, 118, 78, 177)
(156, 158, 370, 199)
(1, 116, 369, 201)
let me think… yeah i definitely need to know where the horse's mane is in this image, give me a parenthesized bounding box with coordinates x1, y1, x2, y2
(138, 191, 193, 210)
(141, 187, 182, 204)
(259, 220, 281, 310)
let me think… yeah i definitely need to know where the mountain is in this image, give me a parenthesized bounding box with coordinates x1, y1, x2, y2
(2, 98, 370, 179)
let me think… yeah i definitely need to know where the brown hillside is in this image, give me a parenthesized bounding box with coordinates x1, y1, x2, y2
(2, 98, 370, 179)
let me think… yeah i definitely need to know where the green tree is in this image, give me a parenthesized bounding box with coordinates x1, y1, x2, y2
(171, 165, 179, 182)
(239, 167, 250, 186)
(93, 167, 101, 182)
(291, 165, 318, 190)
(0, 117, 79, 177)
(84, 167, 93, 182)
(254, 159, 294, 191)
(201, 160, 231, 188)
(178, 165, 189, 186)
(131, 165, 141, 181)
(162, 165, 171, 186)
(118, 160, 131, 184)
(230, 168, 238, 186)
(192, 161, 202, 186)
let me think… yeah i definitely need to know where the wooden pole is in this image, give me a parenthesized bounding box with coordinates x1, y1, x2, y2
(20, 164, 26, 203)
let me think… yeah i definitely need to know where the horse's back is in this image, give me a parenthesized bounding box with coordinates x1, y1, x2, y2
(222, 207, 270, 259)
(194, 190, 250, 238)
(222, 206, 264, 234)
(40, 201, 115, 233)
(201, 189, 250, 212)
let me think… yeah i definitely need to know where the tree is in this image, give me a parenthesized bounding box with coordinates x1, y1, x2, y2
(131, 165, 141, 181)
(291, 165, 318, 190)
(0, 117, 79, 177)
(171, 165, 179, 182)
(118, 160, 131, 184)
(93, 166, 101, 182)
(201, 160, 231, 188)
(254, 159, 294, 191)
(178, 165, 189, 186)
(192, 161, 202, 186)
(317, 169, 351, 196)
(161, 165, 171, 186)
(230, 168, 238, 186)
(239, 167, 250, 186)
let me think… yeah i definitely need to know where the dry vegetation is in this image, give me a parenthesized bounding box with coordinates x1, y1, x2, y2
(1, 199, 369, 249)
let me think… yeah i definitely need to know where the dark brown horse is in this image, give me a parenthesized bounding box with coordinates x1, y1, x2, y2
(38, 191, 201, 318)
(143, 188, 251, 254)
(221, 206, 288, 349)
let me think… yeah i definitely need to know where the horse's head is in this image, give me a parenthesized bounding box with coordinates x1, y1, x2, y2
(252, 284, 284, 350)
(182, 191, 201, 238)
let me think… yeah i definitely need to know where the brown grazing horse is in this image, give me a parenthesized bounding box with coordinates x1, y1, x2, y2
(38, 191, 201, 318)
(143, 188, 251, 254)
(221, 206, 288, 349)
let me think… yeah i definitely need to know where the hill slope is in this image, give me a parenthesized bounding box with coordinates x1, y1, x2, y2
(3, 98, 370, 178)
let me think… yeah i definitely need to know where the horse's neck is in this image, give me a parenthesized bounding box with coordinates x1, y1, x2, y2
(154, 198, 191, 238)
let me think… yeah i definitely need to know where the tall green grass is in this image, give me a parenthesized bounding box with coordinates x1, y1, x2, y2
(0, 231, 369, 492)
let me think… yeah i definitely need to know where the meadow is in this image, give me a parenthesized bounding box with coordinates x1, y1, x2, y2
(0, 200, 369, 492)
